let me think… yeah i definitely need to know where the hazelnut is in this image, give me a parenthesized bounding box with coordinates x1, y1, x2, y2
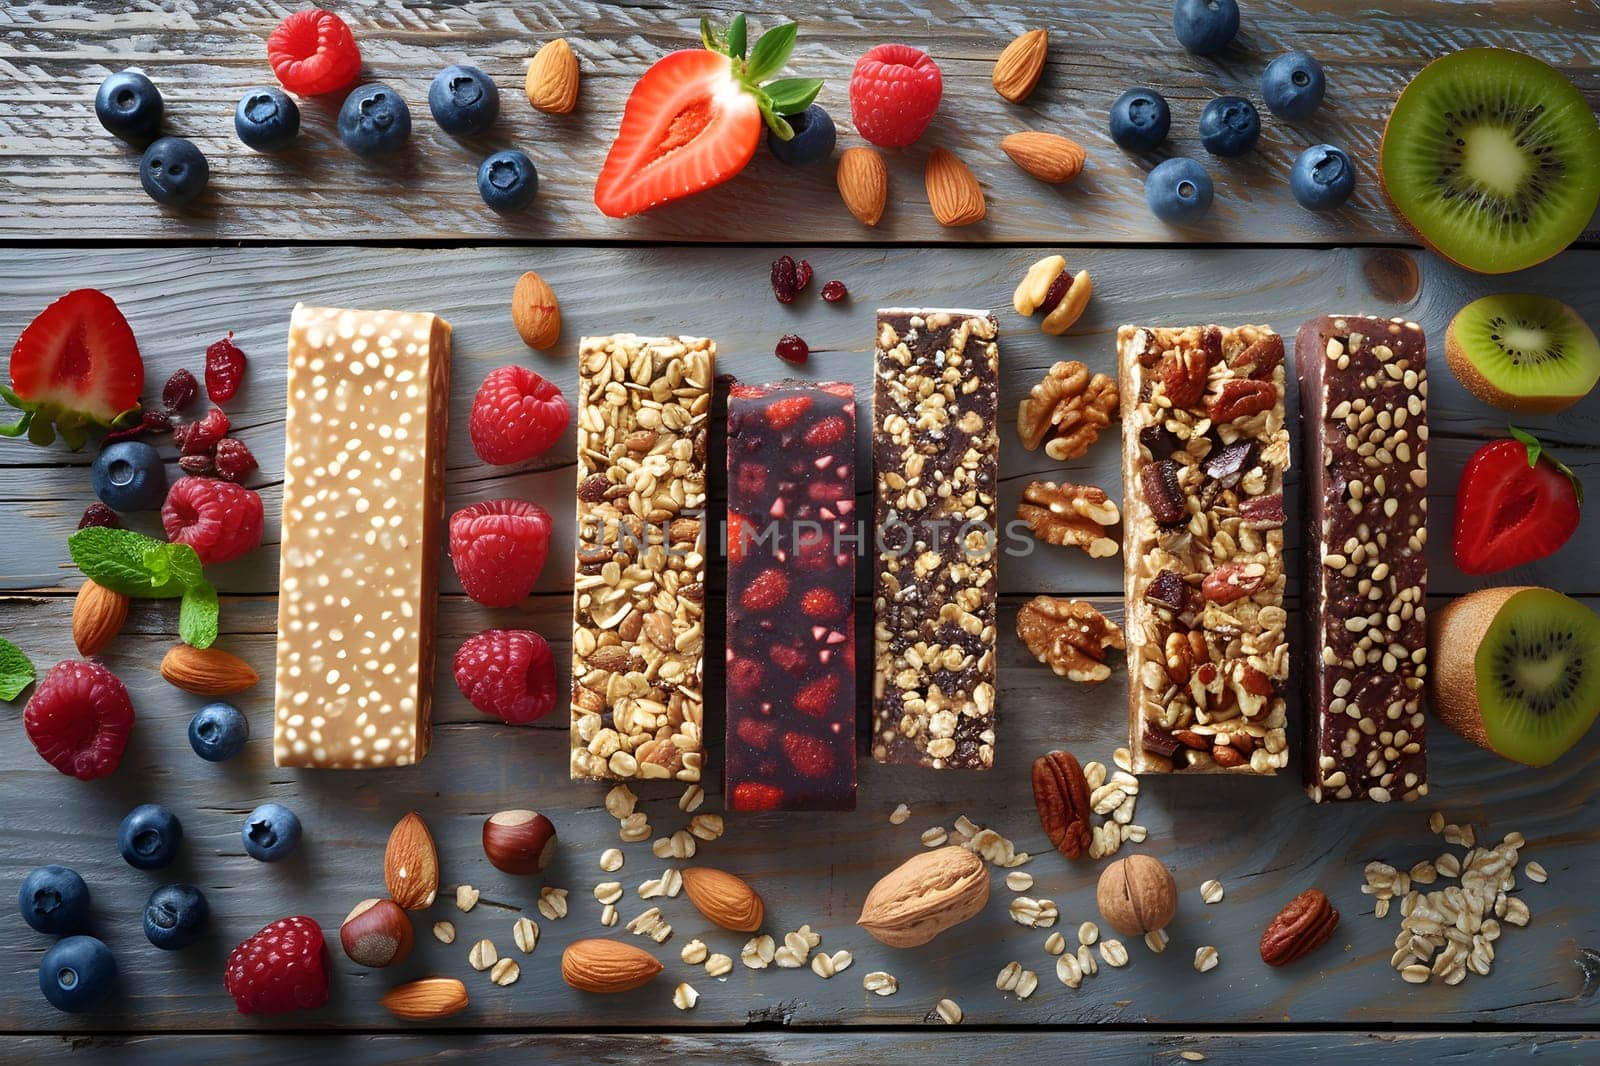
(340, 898, 414, 968)
(1095, 854, 1177, 937)
(482, 810, 558, 875)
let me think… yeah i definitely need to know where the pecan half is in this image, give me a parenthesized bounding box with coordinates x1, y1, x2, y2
(1206, 378, 1276, 423)
(1017, 481, 1120, 559)
(1016, 361, 1119, 462)
(1015, 596, 1125, 683)
(1158, 344, 1208, 409)
(1230, 333, 1284, 378)
(1140, 460, 1186, 525)
(1031, 750, 1092, 859)
(1201, 562, 1266, 604)
(1259, 888, 1339, 966)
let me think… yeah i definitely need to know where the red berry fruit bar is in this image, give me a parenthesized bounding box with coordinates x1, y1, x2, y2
(1297, 315, 1428, 803)
(871, 309, 1000, 769)
(726, 380, 857, 810)
(570, 335, 713, 782)
(274, 305, 451, 769)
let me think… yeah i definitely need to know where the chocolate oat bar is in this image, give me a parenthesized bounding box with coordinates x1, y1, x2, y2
(1297, 315, 1428, 803)
(1119, 324, 1290, 774)
(725, 380, 857, 810)
(570, 335, 712, 783)
(871, 309, 1000, 769)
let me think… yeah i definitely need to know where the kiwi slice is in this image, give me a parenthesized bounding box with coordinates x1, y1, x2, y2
(1431, 586, 1600, 766)
(1446, 293, 1600, 412)
(1380, 49, 1600, 274)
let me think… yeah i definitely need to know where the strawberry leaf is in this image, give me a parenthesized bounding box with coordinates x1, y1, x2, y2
(699, 16, 724, 53)
(0, 637, 34, 702)
(745, 22, 797, 83)
(760, 106, 795, 140)
(763, 77, 822, 115)
(727, 14, 748, 60)
(1509, 424, 1542, 467)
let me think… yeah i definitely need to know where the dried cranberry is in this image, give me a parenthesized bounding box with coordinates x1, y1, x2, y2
(162, 368, 199, 412)
(103, 410, 172, 445)
(1038, 271, 1073, 315)
(795, 259, 813, 293)
(1200, 325, 1224, 366)
(1240, 492, 1285, 529)
(205, 333, 247, 403)
(1203, 441, 1257, 488)
(1139, 425, 1181, 461)
(821, 280, 848, 303)
(175, 407, 230, 456)
(178, 454, 214, 476)
(213, 438, 258, 483)
(77, 503, 121, 530)
(770, 255, 800, 304)
(775, 334, 809, 365)
(1144, 569, 1192, 614)
(1141, 459, 1186, 525)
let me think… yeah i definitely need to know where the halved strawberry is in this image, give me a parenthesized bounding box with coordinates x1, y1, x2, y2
(3, 289, 143, 449)
(594, 16, 822, 218)
(1453, 427, 1582, 575)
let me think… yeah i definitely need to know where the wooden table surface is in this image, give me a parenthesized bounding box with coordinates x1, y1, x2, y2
(1, 1, 1597, 1063)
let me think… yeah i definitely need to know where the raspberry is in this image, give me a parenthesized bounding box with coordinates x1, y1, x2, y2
(102, 410, 171, 445)
(449, 499, 552, 608)
(267, 9, 362, 97)
(212, 438, 258, 483)
(730, 782, 785, 811)
(849, 44, 943, 148)
(775, 335, 809, 365)
(821, 280, 849, 303)
(174, 407, 230, 456)
(799, 587, 845, 620)
(162, 477, 264, 565)
(740, 569, 789, 612)
(23, 660, 135, 780)
(769, 645, 806, 675)
(162, 368, 199, 412)
(469, 366, 570, 466)
(734, 716, 776, 750)
(802, 416, 848, 449)
(225, 916, 330, 1015)
(764, 396, 812, 430)
(794, 674, 840, 719)
(452, 629, 557, 724)
(726, 657, 764, 699)
(78, 503, 121, 530)
(205, 334, 247, 403)
(782, 731, 834, 778)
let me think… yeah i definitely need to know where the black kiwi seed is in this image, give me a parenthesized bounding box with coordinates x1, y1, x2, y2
(1493, 623, 1586, 715)
(1487, 313, 1566, 366)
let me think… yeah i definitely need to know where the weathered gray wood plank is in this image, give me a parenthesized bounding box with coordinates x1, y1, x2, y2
(0, 0, 1596, 242)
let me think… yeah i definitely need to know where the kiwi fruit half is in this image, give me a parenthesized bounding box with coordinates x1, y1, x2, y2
(1380, 48, 1600, 274)
(1431, 586, 1600, 766)
(1446, 293, 1600, 411)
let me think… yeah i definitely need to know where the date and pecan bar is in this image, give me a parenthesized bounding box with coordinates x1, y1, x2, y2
(1119, 324, 1291, 774)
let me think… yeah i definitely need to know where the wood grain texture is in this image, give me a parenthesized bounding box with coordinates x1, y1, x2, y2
(0, 243, 1597, 1033)
(1, 0, 1597, 242)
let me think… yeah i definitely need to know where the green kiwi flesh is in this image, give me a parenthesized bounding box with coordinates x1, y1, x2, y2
(1446, 293, 1600, 412)
(1380, 48, 1600, 274)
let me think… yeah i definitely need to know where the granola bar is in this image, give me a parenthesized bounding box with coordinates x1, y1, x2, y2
(1119, 324, 1290, 774)
(1297, 315, 1428, 803)
(570, 335, 712, 783)
(725, 380, 857, 810)
(871, 309, 1000, 769)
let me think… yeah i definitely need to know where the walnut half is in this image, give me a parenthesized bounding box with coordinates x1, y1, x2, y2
(1015, 597, 1125, 684)
(1016, 361, 1119, 462)
(1017, 480, 1120, 558)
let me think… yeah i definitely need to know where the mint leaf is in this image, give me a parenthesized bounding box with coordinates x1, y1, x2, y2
(745, 22, 797, 83)
(69, 528, 190, 598)
(179, 580, 219, 650)
(0, 637, 33, 702)
(763, 77, 822, 115)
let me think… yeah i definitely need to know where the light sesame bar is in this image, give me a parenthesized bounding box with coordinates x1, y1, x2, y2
(871, 309, 1000, 770)
(570, 334, 712, 783)
(1119, 324, 1290, 774)
(1297, 315, 1428, 803)
(274, 304, 452, 769)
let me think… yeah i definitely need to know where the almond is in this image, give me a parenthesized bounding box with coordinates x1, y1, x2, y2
(511, 271, 561, 350)
(385, 811, 440, 910)
(858, 845, 990, 948)
(924, 147, 986, 227)
(992, 29, 1048, 103)
(526, 38, 579, 114)
(1001, 131, 1086, 184)
(379, 977, 468, 1020)
(561, 937, 663, 993)
(73, 579, 128, 657)
(836, 146, 887, 227)
(680, 867, 764, 932)
(159, 644, 257, 695)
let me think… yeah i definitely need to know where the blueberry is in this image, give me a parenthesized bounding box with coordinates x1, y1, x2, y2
(476, 150, 539, 214)
(1109, 88, 1171, 151)
(1290, 143, 1355, 210)
(1198, 96, 1260, 157)
(767, 104, 837, 167)
(1261, 51, 1325, 120)
(91, 441, 167, 512)
(188, 702, 249, 762)
(139, 136, 209, 207)
(94, 70, 163, 145)
(118, 804, 183, 870)
(143, 883, 208, 950)
(234, 87, 300, 152)
(242, 802, 301, 862)
(1173, 0, 1240, 54)
(1145, 156, 1215, 224)
(39, 936, 116, 1013)
(429, 65, 500, 136)
(338, 83, 412, 159)
(18, 866, 90, 935)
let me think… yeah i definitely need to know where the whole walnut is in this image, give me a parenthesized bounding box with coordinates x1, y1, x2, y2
(1096, 854, 1177, 936)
